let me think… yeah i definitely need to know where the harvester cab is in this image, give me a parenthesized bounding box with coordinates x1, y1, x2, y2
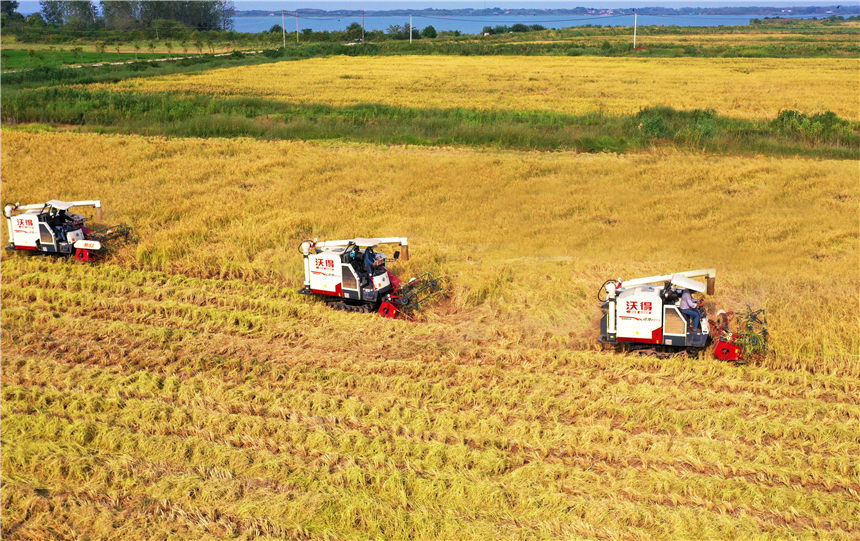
(599, 269, 717, 353)
(4, 199, 132, 262)
(298, 237, 440, 319)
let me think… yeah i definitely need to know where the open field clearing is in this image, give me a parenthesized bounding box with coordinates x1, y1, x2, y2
(493, 25, 860, 46)
(0, 48, 177, 70)
(0, 37, 239, 56)
(624, 31, 860, 45)
(97, 55, 860, 120)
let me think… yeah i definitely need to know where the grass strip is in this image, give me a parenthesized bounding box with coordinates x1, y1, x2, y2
(3, 87, 857, 158)
(0, 48, 176, 70)
(0, 51, 276, 89)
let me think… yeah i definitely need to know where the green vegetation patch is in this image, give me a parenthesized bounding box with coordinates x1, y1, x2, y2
(0, 47, 171, 70)
(0, 51, 281, 89)
(2, 88, 857, 158)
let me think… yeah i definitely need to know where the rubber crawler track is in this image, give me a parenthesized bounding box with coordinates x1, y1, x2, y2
(329, 301, 373, 314)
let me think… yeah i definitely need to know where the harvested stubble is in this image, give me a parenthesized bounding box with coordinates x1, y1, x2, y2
(1, 129, 858, 539)
(2, 258, 859, 539)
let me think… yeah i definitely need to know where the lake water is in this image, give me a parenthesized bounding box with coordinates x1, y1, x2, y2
(233, 13, 853, 34)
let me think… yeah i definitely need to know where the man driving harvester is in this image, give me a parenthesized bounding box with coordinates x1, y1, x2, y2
(680, 288, 704, 331)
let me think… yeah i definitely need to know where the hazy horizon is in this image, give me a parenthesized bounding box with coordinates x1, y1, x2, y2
(14, 0, 852, 15)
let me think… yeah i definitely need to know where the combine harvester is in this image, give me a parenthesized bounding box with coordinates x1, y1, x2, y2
(298, 237, 441, 319)
(598, 269, 767, 361)
(4, 199, 133, 262)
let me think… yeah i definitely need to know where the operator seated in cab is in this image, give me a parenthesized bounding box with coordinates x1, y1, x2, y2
(346, 245, 369, 286)
(679, 288, 704, 331)
(48, 208, 72, 238)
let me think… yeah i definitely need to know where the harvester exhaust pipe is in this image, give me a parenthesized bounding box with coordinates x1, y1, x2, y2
(707, 277, 715, 295)
(401, 244, 409, 261)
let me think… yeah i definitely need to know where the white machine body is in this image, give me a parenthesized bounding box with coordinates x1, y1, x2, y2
(307, 250, 346, 296)
(600, 269, 716, 349)
(4, 200, 102, 256)
(300, 237, 408, 304)
(615, 286, 663, 342)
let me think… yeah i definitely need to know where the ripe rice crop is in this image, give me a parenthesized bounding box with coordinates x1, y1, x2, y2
(97, 55, 860, 120)
(2, 130, 856, 373)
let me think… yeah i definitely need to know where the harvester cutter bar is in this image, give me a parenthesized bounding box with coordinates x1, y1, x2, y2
(90, 224, 135, 245)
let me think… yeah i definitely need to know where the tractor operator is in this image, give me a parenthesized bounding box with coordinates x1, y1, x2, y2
(49, 209, 72, 238)
(680, 289, 703, 331)
(363, 247, 377, 278)
(347, 246, 369, 287)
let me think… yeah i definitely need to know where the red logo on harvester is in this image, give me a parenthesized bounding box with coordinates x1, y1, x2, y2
(625, 301, 653, 314)
(314, 259, 335, 270)
(15, 218, 34, 227)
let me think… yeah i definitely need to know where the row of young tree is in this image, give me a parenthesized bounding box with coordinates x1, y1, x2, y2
(316, 22, 440, 41)
(2, 1, 234, 31)
(482, 24, 547, 35)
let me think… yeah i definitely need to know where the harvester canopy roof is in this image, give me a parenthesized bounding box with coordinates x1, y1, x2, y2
(46, 200, 77, 210)
(352, 238, 386, 247)
(670, 274, 708, 293)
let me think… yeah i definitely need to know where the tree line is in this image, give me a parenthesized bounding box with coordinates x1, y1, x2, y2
(1, 1, 234, 31)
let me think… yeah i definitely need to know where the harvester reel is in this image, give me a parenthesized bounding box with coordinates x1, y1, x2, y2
(390, 273, 443, 319)
(736, 306, 768, 359)
(90, 223, 136, 246)
(711, 306, 768, 363)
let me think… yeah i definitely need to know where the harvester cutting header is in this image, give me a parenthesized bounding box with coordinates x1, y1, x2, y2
(298, 237, 440, 319)
(4, 200, 132, 262)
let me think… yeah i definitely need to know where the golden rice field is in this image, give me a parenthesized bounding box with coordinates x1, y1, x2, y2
(2, 129, 856, 372)
(4, 39, 860, 538)
(522, 31, 860, 46)
(1, 128, 859, 539)
(95, 55, 860, 120)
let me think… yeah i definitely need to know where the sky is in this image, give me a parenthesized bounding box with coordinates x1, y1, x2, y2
(15, 1, 854, 15)
(232, 1, 851, 8)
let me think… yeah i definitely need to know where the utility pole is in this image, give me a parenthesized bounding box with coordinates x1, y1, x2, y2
(409, 15, 413, 44)
(281, 10, 286, 48)
(296, 12, 299, 43)
(633, 10, 638, 48)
